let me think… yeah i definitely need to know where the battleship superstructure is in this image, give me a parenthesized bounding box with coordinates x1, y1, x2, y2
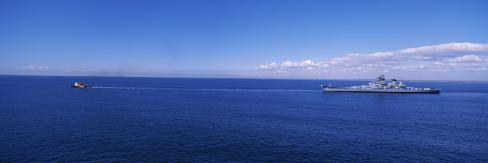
(321, 75, 441, 93)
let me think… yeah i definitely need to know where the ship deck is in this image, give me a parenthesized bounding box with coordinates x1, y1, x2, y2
(323, 88, 441, 94)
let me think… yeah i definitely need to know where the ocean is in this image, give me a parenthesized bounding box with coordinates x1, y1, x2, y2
(1, 75, 487, 162)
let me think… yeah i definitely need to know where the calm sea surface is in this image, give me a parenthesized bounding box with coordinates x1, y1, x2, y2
(1, 76, 487, 162)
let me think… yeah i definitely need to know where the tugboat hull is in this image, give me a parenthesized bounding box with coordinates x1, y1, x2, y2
(71, 85, 88, 88)
(71, 82, 88, 88)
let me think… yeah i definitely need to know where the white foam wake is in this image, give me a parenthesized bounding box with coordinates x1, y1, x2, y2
(90, 86, 318, 92)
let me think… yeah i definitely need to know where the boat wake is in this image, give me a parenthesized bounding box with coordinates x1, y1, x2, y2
(91, 86, 318, 92)
(441, 92, 488, 97)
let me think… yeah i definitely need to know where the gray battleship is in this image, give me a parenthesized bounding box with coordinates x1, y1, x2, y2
(321, 75, 441, 93)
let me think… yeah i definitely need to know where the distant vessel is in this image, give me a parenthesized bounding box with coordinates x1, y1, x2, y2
(321, 75, 441, 94)
(71, 82, 88, 88)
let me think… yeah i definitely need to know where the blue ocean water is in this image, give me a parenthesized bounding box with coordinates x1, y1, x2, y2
(1, 76, 487, 162)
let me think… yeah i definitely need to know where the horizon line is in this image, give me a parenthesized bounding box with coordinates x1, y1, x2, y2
(2, 74, 488, 83)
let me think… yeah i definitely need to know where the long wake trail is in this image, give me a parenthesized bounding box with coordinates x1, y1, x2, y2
(90, 86, 319, 92)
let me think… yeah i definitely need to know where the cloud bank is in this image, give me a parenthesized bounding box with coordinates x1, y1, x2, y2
(22, 65, 49, 70)
(258, 43, 488, 79)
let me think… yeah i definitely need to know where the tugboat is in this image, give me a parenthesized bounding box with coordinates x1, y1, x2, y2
(321, 75, 441, 94)
(71, 81, 88, 88)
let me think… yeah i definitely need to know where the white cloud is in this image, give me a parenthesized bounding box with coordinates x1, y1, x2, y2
(258, 42, 488, 77)
(259, 60, 320, 70)
(22, 65, 49, 70)
(398, 42, 488, 54)
(258, 62, 278, 69)
(281, 61, 298, 67)
(447, 55, 482, 63)
(299, 60, 317, 67)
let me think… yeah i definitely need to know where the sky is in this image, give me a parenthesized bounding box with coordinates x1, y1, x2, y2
(1, 0, 487, 80)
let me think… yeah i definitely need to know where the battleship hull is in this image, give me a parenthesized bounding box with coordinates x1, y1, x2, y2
(323, 88, 441, 94)
(320, 75, 441, 94)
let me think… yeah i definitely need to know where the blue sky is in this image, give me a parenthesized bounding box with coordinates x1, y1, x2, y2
(1, 0, 487, 80)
